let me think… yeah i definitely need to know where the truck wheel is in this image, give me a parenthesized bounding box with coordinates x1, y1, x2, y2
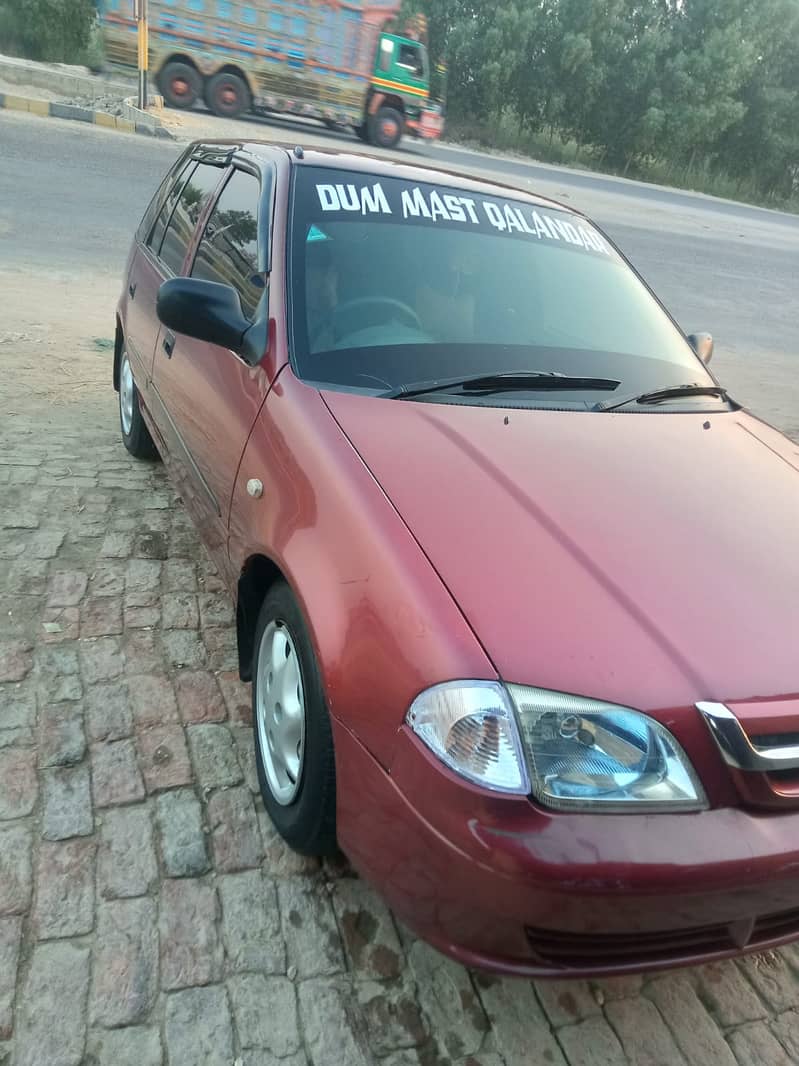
(206, 72, 250, 119)
(158, 61, 201, 110)
(369, 106, 404, 149)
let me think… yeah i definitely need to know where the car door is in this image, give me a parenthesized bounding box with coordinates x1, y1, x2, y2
(124, 152, 195, 388)
(150, 162, 275, 581)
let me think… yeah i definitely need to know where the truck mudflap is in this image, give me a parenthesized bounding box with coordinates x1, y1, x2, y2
(407, 111, 444, 141)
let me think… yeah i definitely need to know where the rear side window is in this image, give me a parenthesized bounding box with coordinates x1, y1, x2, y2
(147, 159, 194, 256)
(191, 169, 262, 319)
(138, 152, 192, 244)
(157, 162, 225, 276)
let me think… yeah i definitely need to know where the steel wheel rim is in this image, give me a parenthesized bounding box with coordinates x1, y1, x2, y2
(120, 353, 134, 436)
(256, 620, 306, 805)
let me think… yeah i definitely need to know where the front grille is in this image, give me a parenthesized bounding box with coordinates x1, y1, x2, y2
(754, 907, 799, 940)
(525, 906, 799, 968)
(697, 702, 799, 809)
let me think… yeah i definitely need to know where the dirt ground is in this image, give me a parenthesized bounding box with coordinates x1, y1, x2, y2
(0, 269, 116, 422)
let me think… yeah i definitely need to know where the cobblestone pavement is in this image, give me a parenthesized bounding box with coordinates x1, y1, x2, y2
(3, 366, 799, 1065)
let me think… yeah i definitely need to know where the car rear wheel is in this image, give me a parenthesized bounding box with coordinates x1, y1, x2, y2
(252, 582, 337, 856)
(158, 61, 201, 110)
(119, 348, 158, 460)
(206, 72, 250, 119)
(368, 106, 404, 149)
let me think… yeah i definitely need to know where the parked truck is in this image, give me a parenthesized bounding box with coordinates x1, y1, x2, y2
(99, 0, 442, 148)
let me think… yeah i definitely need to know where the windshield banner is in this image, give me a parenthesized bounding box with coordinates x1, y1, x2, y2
(310, 174, 611, 256)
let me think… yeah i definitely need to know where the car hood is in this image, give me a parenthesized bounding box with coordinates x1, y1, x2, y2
(323, 391, 799, 713)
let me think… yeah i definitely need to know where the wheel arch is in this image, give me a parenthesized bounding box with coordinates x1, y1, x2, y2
(368, 90, 405, 116)
(381, 93, 405, 115)
(113, 315, 124, 392)
(158, 53, 201, 77)
(236, 552, 287, 681)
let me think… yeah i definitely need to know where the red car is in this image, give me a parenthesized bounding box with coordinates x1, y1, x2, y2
(115, 140, 799, 977)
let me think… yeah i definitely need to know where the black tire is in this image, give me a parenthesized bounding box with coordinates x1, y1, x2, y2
(118, 347, 158, 460)
(158, 61, 201, 110)
(206, 71, 250, 119)
(368, 106, 404, 149)
(252, 582, 337, 856)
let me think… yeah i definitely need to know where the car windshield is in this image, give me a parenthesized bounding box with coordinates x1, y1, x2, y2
(288, 167, 712, 406)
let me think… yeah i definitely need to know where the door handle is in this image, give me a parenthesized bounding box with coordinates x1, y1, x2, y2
(163, 330, 175, 358)
(128, 282, 136, 299)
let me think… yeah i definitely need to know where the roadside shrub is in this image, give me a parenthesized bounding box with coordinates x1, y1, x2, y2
(0, 0, 96, 64)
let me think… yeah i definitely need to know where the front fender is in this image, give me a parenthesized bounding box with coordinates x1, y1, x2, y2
(228, 371, 495, 769)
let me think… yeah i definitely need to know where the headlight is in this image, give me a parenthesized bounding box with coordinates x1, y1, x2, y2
(508, 685, 707, 812)
(406, 681, 530, 794)
(406, 681, 707, 811)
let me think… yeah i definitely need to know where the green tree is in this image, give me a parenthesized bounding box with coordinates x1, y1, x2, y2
(0, 0, 96, 63)
(714, 0, 799, 197)
(403, 0, 799, 202)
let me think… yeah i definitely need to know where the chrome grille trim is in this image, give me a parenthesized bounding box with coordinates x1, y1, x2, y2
(697, 701, 799, 772)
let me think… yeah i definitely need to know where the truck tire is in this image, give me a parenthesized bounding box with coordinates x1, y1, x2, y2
(206, 72, 250, 119)
(368, 106, 404, 149)
(158, 61, 201, 110)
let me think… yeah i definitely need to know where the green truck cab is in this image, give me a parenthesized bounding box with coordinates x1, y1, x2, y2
(100, 0, 443, 148)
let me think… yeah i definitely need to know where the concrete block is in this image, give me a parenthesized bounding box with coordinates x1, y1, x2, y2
(3, 94, 31, 112)
(49, 102, 92, 122)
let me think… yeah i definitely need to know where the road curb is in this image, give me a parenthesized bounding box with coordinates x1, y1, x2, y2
(0, 91, 174, 138)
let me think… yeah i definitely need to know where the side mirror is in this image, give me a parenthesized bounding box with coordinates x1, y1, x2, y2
(157, 277, 249, 353)
(687, 331, 714, 365)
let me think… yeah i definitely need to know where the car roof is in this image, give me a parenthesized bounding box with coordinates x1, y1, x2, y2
(188, 140, 587, 221)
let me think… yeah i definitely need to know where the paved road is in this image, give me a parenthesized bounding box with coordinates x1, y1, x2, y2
(2, 108, 797, 437)
(3, 107, 799, 1066)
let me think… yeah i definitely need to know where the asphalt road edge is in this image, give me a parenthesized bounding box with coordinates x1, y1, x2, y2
(0, 91, 174, 138)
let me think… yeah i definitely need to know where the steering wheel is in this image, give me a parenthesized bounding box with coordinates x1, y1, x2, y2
(333, 296, 423, 341)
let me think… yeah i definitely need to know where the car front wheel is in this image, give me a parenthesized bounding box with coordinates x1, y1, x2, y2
(119, 348, 158, 460)
(252, 582, 337, 856)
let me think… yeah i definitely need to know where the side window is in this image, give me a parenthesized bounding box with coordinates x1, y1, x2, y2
(138, 152, 192, 244)
(158, 162, 224, 276)
(191, 169, 262, 320)
(398, 43, 423, 78)
(147, 159, 195, 255)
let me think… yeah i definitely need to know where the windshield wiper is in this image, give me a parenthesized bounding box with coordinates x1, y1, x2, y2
(384, 372, 621, 400)
(595, 383, 731, 412)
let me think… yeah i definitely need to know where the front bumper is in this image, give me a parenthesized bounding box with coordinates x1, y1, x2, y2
(333, 719, 799, 977)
